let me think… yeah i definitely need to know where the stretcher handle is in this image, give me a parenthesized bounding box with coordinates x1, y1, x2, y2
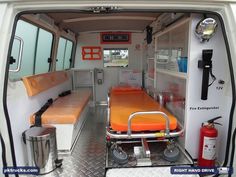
(127, 111, 170, 137)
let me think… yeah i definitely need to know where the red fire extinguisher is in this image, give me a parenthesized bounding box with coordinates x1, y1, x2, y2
(198, 116, 222, 167)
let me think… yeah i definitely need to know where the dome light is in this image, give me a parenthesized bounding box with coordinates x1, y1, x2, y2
(195, 18, 218, 42)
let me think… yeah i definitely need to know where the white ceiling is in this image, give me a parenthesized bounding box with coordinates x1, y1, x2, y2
(47, 12, 160, 33)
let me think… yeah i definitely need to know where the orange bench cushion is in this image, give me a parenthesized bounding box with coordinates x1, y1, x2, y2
(22, 71, 68, 97)
(111, 85, 142, 93)
(110, 89, 177, 132)
(30, 89, 91, 124)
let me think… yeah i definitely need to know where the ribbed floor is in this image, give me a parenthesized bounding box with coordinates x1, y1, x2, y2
(50, 106, 107, 177)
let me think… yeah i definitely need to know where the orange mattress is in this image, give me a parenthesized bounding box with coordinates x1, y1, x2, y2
(110, 88, 177, 132)
(30, 89, 91, 124)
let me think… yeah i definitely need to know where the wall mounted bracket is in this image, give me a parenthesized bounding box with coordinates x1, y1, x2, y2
(198, 49, 213, 100)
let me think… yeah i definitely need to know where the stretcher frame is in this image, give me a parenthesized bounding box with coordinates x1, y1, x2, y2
(106, 93, 185, 140)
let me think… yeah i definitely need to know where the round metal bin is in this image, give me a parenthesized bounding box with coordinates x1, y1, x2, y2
(25, 125, 58, 174)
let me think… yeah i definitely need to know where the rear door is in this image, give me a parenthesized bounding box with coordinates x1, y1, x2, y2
(229, 3, 236, 172)
(0, 2, 15, 174)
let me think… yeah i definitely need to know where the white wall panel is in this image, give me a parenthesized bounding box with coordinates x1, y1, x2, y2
(74, 33, 143, 102)
(185, 14, 232, 163)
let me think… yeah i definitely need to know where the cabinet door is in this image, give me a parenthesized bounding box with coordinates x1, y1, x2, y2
(156, 32, 170, 49)
(170, 22, 189, 57)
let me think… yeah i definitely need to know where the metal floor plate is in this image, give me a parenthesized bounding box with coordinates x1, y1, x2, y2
(48, 106, 107, 177)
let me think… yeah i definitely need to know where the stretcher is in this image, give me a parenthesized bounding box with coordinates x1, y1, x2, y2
(106, 86, 184, 139)
(106, 86, 185, 165)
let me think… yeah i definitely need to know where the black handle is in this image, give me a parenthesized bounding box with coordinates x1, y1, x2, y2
(214, 122, 223, 126)
(198, 49, 213, 100)
(208, 116, 222, 124)
(9, 56, 16, 64)
(201, 66, 210, 100)
(55, 158, 63, 168)
(22, 131, 26, 144)
(34, 98, 53, 127)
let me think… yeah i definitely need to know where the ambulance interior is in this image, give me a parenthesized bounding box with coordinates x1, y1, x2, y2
(6, 9, 234, 176)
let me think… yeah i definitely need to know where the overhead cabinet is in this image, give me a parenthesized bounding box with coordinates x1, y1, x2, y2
(155, 18, 189, 77)
(145, 17, 190, 95)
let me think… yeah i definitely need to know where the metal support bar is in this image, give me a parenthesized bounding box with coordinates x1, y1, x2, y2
(141, 138, 150, 158)
(106, 121, 184, 139)
(106, 94, 111, 129)
(127, 111, 170, 136)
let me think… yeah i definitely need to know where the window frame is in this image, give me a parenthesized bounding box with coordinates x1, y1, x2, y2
(33, 27, 54, 74)
(9, 19, 54, 80)
(20, 17, 55, 72)
(103, 48, 129, 68)
(56, 36, 74, 71)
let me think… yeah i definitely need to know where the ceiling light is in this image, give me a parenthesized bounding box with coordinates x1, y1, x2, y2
(195, 18, 218, 42)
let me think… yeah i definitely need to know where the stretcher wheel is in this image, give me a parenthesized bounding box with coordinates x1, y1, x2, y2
(163, 146, 180, 162)
(111, 145, 128, 165)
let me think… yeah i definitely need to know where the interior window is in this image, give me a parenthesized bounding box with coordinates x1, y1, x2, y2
(56, 38, 73, 70)
(103, 48, 129, 67)
(56, 38, 66, 70)
(9, 20, 37, 80)
(64, 40, 73, 69)
(35, 28, 53, 74)
(9, 20, 53, 80)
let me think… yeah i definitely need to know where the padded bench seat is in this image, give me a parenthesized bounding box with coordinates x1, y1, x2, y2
(30, 89, 91, 152)
(30, 89, 91, 125)
(23, 71, 92, 152)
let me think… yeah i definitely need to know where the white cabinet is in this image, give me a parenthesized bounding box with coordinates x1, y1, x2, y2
(155, 18, 190, 78)
(145, 17, 190, 91)
(144, 17, 190, 148)
(71, 69, 96, 105)
(153, 18, 190, 150)
(145, 58, 155, 94)
(145, 18, 190, 96)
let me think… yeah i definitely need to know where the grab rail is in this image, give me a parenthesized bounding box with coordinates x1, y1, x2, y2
(9, 36, 24, 72)
(106, 121, 184, 139)
(127, 111, 170, 137)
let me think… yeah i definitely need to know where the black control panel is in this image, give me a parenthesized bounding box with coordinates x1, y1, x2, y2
(101, 33, 131, 43)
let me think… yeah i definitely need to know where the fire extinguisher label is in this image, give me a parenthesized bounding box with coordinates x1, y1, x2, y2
(202, 137, 216, 160)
